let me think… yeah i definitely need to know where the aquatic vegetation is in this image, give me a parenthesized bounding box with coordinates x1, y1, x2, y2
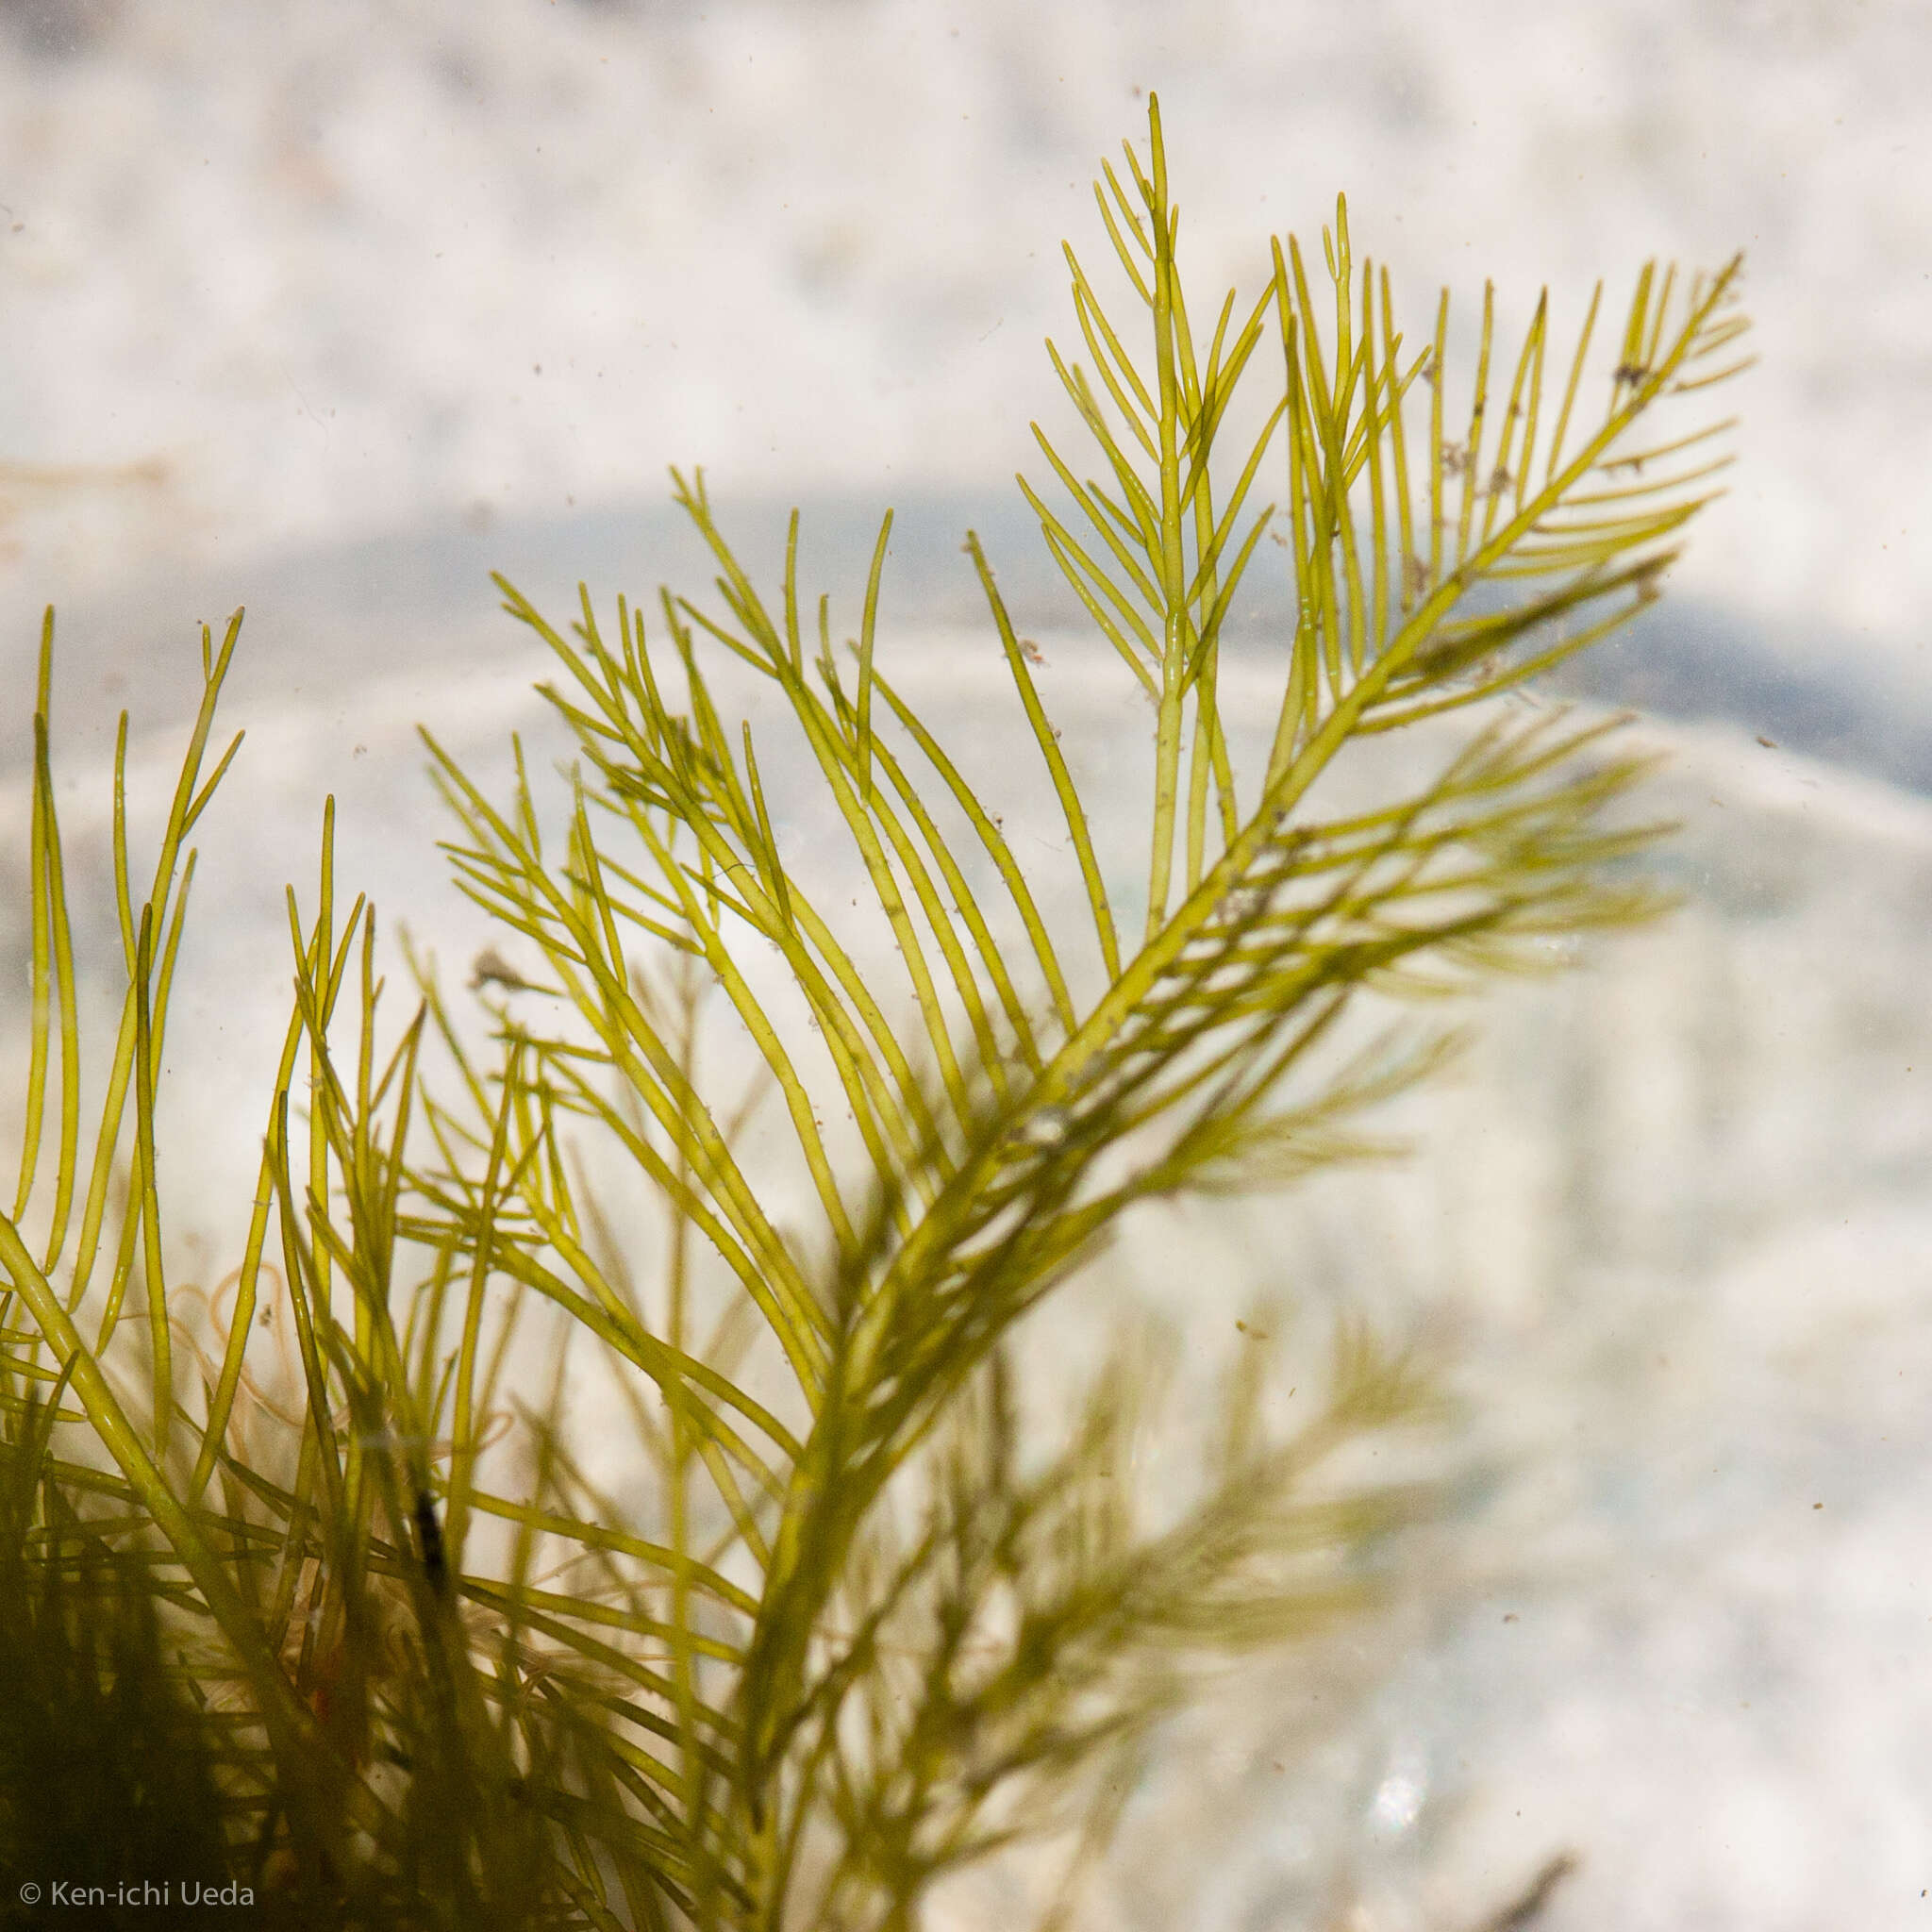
(0, 98, 1746, 1929)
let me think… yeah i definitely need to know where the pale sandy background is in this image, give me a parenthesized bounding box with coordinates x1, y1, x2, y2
(0, 0, 1925, 660)
(1, 3, 1929, 1927)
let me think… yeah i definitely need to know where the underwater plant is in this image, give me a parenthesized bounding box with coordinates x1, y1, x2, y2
(0, 96, 1746, 1930)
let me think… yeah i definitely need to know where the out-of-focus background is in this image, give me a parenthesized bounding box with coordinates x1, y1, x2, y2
(1, 2, 1929, 1926)
(1, 0, 1928, 661)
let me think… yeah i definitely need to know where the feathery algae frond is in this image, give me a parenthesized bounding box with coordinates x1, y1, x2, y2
(403, 94, 1746, 1928)
(0, 88, 1748, 1932)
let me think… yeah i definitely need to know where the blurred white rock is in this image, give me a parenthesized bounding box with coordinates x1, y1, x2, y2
(0, 0, 1926, 670)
